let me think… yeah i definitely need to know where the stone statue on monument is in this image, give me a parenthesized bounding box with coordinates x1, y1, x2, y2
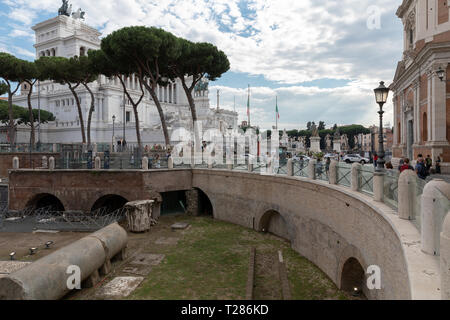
(72, 8, 86, 20)
(325, 134, 332, 150)
(334, 127, 340, 139)
(58, 0, 71, 17)
(311, 123, 319, 137)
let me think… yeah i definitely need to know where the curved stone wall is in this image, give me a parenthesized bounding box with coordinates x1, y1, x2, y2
(9, 167, 442, 299)
(192, 169, 411, 299)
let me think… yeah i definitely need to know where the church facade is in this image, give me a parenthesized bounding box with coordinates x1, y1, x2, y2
(11, 9, 238, 147)
(391, 0, 450, 172)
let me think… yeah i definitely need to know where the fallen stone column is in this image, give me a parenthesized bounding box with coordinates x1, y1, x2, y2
(0, 223, 127, 300)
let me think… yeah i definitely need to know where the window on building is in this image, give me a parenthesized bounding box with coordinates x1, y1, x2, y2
(173, 84, 177, 104)
(126, 111, 131, 123)
(423, 113, 428, 142)
(409, 29, 414, 48)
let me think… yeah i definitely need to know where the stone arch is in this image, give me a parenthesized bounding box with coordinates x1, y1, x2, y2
(79, 46, 86, 56)
(336, 244, 368, 297)
(25, 193, 65, 211)
(194, 187, 214, 216)
(90, 194, 129, 214)
(257, 209, 291, 242)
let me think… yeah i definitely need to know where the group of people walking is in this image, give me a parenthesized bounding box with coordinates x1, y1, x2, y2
(396, 154, 441, 180)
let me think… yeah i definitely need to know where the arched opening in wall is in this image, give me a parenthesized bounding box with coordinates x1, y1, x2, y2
(26, 193, 65, 211)
(196, 188, 213, 216)
(340, 257, 365, 296)
(422, 112, 428, 142)
(91, 194, 128, 214)
(258, 210, 290, 242)
(160, 191, 187, 216)
(80, 47, 86, 56)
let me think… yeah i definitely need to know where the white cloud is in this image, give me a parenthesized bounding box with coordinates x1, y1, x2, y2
(1, 0, 402, 129)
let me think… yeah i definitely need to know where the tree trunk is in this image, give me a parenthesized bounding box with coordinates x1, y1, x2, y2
(132, 105, 142, 154)
(181, 78, 200, 164)
(68, 84, 86, 144)
(83, 83, 95, 147)
(26, 81, 35, 150)
(142, 81, 170, 147)
(118, 76, 145, 155)
(7, 89, 16, 147)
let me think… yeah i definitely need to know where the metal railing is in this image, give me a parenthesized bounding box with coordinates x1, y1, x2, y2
(383, 170, 399, 209)
(337, 163, 352, 187)
(358, 166, 374, 195)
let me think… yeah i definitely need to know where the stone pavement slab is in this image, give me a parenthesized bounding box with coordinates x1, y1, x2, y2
(97, 276, 144, 297)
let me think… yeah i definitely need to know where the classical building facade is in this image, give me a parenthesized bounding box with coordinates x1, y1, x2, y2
(11, 8, 237, 147)
(391, 0, 450, 171)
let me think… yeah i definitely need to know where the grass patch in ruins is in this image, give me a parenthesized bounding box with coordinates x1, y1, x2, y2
(129, 216, 349, 300)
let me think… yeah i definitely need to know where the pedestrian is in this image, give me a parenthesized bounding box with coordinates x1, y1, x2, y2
(415, 157, 427, 180)
(373, 152, 378, 168)
(425, 155, 432, 175)
(436, 156, 441, 174)
(397, 158, 404, 171)
(386, 161, 393, 170)
(325, 157, 331, 173)
(400, 158, 413, 173)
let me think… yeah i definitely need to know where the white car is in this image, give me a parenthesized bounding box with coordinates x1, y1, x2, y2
(293, 155, 310, 162)
(342, 154, 370, 164)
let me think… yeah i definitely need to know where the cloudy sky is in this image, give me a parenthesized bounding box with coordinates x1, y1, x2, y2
(0, 0, 404, 130)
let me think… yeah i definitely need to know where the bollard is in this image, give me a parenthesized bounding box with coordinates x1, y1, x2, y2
(421, 179, 450, 256)
(168, 156, 174, 169)
(248, 162, 253, 172)
(142, 157, 149, 170)
(12, 156, 19, 169)
(0, 223, 127, 300)
(373, 172, 384, 202)
(329, 160, 338, 184)
(227, 163, 233, 170)
(398, 170, 417, 220)
(287, 159, 293, 176)
(440, 211, 450, 300)
(48, 157, 55, 170)
(52, 143, 57, 153)
(351, 163, 362, 192)
(42, 156, 48, 169)
(94, 156, 101, 170)
(307, 159, 317, 180)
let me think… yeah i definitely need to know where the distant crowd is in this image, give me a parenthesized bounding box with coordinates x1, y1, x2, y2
(382, 153, 440, 180)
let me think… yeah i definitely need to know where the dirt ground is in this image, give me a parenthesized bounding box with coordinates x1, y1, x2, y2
(0, 231, 87, 262)
(1, 214, 359, 300)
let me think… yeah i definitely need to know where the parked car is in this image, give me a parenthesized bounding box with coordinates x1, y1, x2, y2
(324, 153, 338, 160)
(342, 154, 370, 164)
(293, 155, 310, 162)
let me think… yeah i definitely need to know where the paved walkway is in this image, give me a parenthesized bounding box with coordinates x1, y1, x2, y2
(428, 173, 450, 183)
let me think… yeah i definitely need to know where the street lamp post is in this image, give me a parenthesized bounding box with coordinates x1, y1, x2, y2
(122, 93, 126, 151)
(373, 81, 390, 172)
(112, 115, 116, 151)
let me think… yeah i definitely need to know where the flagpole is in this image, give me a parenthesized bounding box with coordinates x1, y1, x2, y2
(247, 84, 250, 127)
(276, 96, 278, 133)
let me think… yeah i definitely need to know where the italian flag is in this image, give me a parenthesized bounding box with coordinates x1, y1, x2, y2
(276, 96, 279, 119)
